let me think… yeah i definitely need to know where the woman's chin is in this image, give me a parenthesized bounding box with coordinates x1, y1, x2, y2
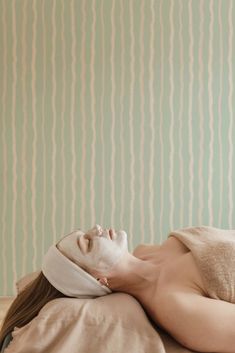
(116, 230, 127, 240)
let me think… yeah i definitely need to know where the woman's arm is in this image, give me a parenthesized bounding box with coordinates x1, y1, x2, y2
(157, 291, 235, 353)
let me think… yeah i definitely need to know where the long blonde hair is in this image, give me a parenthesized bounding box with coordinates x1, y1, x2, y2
(0, 271, 66, 347)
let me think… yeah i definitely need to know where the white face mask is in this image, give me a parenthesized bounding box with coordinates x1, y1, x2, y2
(57, 224, 129, 272)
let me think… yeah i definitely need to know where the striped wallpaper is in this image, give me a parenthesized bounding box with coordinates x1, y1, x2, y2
(0, 0, 235, 296)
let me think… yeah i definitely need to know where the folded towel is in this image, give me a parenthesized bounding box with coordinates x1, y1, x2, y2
(168, 226, 235, 303)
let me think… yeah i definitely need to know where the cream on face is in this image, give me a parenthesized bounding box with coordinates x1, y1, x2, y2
(57, 225, 128, 272)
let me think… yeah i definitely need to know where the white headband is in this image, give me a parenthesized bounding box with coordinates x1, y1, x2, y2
(42, 245, 112, 298)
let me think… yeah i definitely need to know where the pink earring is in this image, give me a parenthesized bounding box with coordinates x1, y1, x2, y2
(97, 277, 110, 288)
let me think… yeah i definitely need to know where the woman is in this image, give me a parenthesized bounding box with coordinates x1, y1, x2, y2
(0, 225, 118, 351)
(1, 224, 235, 352)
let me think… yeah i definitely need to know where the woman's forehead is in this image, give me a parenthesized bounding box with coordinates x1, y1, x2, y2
(58, 229, 84, 243)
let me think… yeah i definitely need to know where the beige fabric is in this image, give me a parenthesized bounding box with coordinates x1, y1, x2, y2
(169, 225, 235, 303)
(4, 293, 195, 353)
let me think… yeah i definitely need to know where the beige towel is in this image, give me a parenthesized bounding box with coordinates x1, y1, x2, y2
(5, 294, 168, 353)
(168, 226, 235, 303)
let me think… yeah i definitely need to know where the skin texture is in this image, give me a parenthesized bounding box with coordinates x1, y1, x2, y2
(59, 226, 235, 353)
(131, 240, 235, 353)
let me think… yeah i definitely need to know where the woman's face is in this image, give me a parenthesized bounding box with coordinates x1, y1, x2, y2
(57, 224, 129, 273)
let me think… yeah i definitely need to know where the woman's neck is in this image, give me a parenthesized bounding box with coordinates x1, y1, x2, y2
(107, 254, 161, 300)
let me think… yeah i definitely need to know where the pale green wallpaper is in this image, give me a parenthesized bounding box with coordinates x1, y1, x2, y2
(1, 0, 235, 295)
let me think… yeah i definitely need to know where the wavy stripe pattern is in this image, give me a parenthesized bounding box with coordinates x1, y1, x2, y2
(218, 0, 223, 228)
(198, 0, 204, 226)
(159, 0, 164, 243)
(1, 0, 7, 295)
(11, 0, 17, 293)
(129, 0, 135, 248)
(179, 0, 184, 228)
(110, 0, 116, 227)
(100, 0, 105, 227)
(120, 0, 125, 231)
(139, 0, 145, 243)
(0, 0, 235, 295)
(41, 0, 47, 257)
(188, 0, 194, 227)
(21, 0, 28, 276)
(228, 0, 234, 228)
(208, 0, 214, 226)
(80, 0, 86, 230)
(90, 0, 96, 225)
(169, 0, 174, 230)
(51, 0, 57, 242)
(149, 0, 155, 243)
(61, 0, 66, 236)
(31, 0, 37, 270)
(70, 0, 76, 230)
(90, 0, 96, 224)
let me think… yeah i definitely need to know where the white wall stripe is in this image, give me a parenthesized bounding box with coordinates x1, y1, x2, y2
(169, 0, 174, 231)
(21, 0, 28, 277)
(120, 0, 125, 230)
(61, 0, 66, 236)
(129, 0, 135, 248)
(159, 0, 164, 243)
(70, 0, 76, 230)
(31, 0, 37, 270)
(188, 0, 194, 227)
(31, 0, 37, 271)
(198, 0, 205, 226)
(110, 0, 116, 227)
(80, 0, 86, 230)
(100, 0, 105, 227)
(12, 0, 18, 293)
(179, 0, 184, 228)
(41, 0, 46, 256)
(51, 0, 57, 242)
(218, 0, 223, 228)
(1, 0, 8, 295)
(149, 0, 155, 243)
(228, 0, 234, 228)
(139, 0, 145, 243)
(90, 0, 96, 225)
(208, 0, 214, 226)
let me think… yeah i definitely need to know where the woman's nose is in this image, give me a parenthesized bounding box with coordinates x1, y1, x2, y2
(94, 224, 103, 235)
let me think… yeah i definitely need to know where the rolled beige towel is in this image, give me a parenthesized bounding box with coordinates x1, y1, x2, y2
(169, 225, 235, 303)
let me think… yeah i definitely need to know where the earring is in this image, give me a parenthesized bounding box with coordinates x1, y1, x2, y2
(97, 277, 110, 288)
(103, 277, 110, 288)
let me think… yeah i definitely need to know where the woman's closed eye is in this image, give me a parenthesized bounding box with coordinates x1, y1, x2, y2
(83, 234, 94, 252)
(87, 238, 93, 251)
(77, 235, 93, 254)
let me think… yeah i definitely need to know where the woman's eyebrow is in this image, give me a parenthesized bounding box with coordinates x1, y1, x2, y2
(77, 237, 82, 250)
(87, 238, 93, 252)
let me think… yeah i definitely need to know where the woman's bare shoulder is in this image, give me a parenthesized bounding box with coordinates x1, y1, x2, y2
(133, 237, 189, 259)
(132, 243, 159, 256)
